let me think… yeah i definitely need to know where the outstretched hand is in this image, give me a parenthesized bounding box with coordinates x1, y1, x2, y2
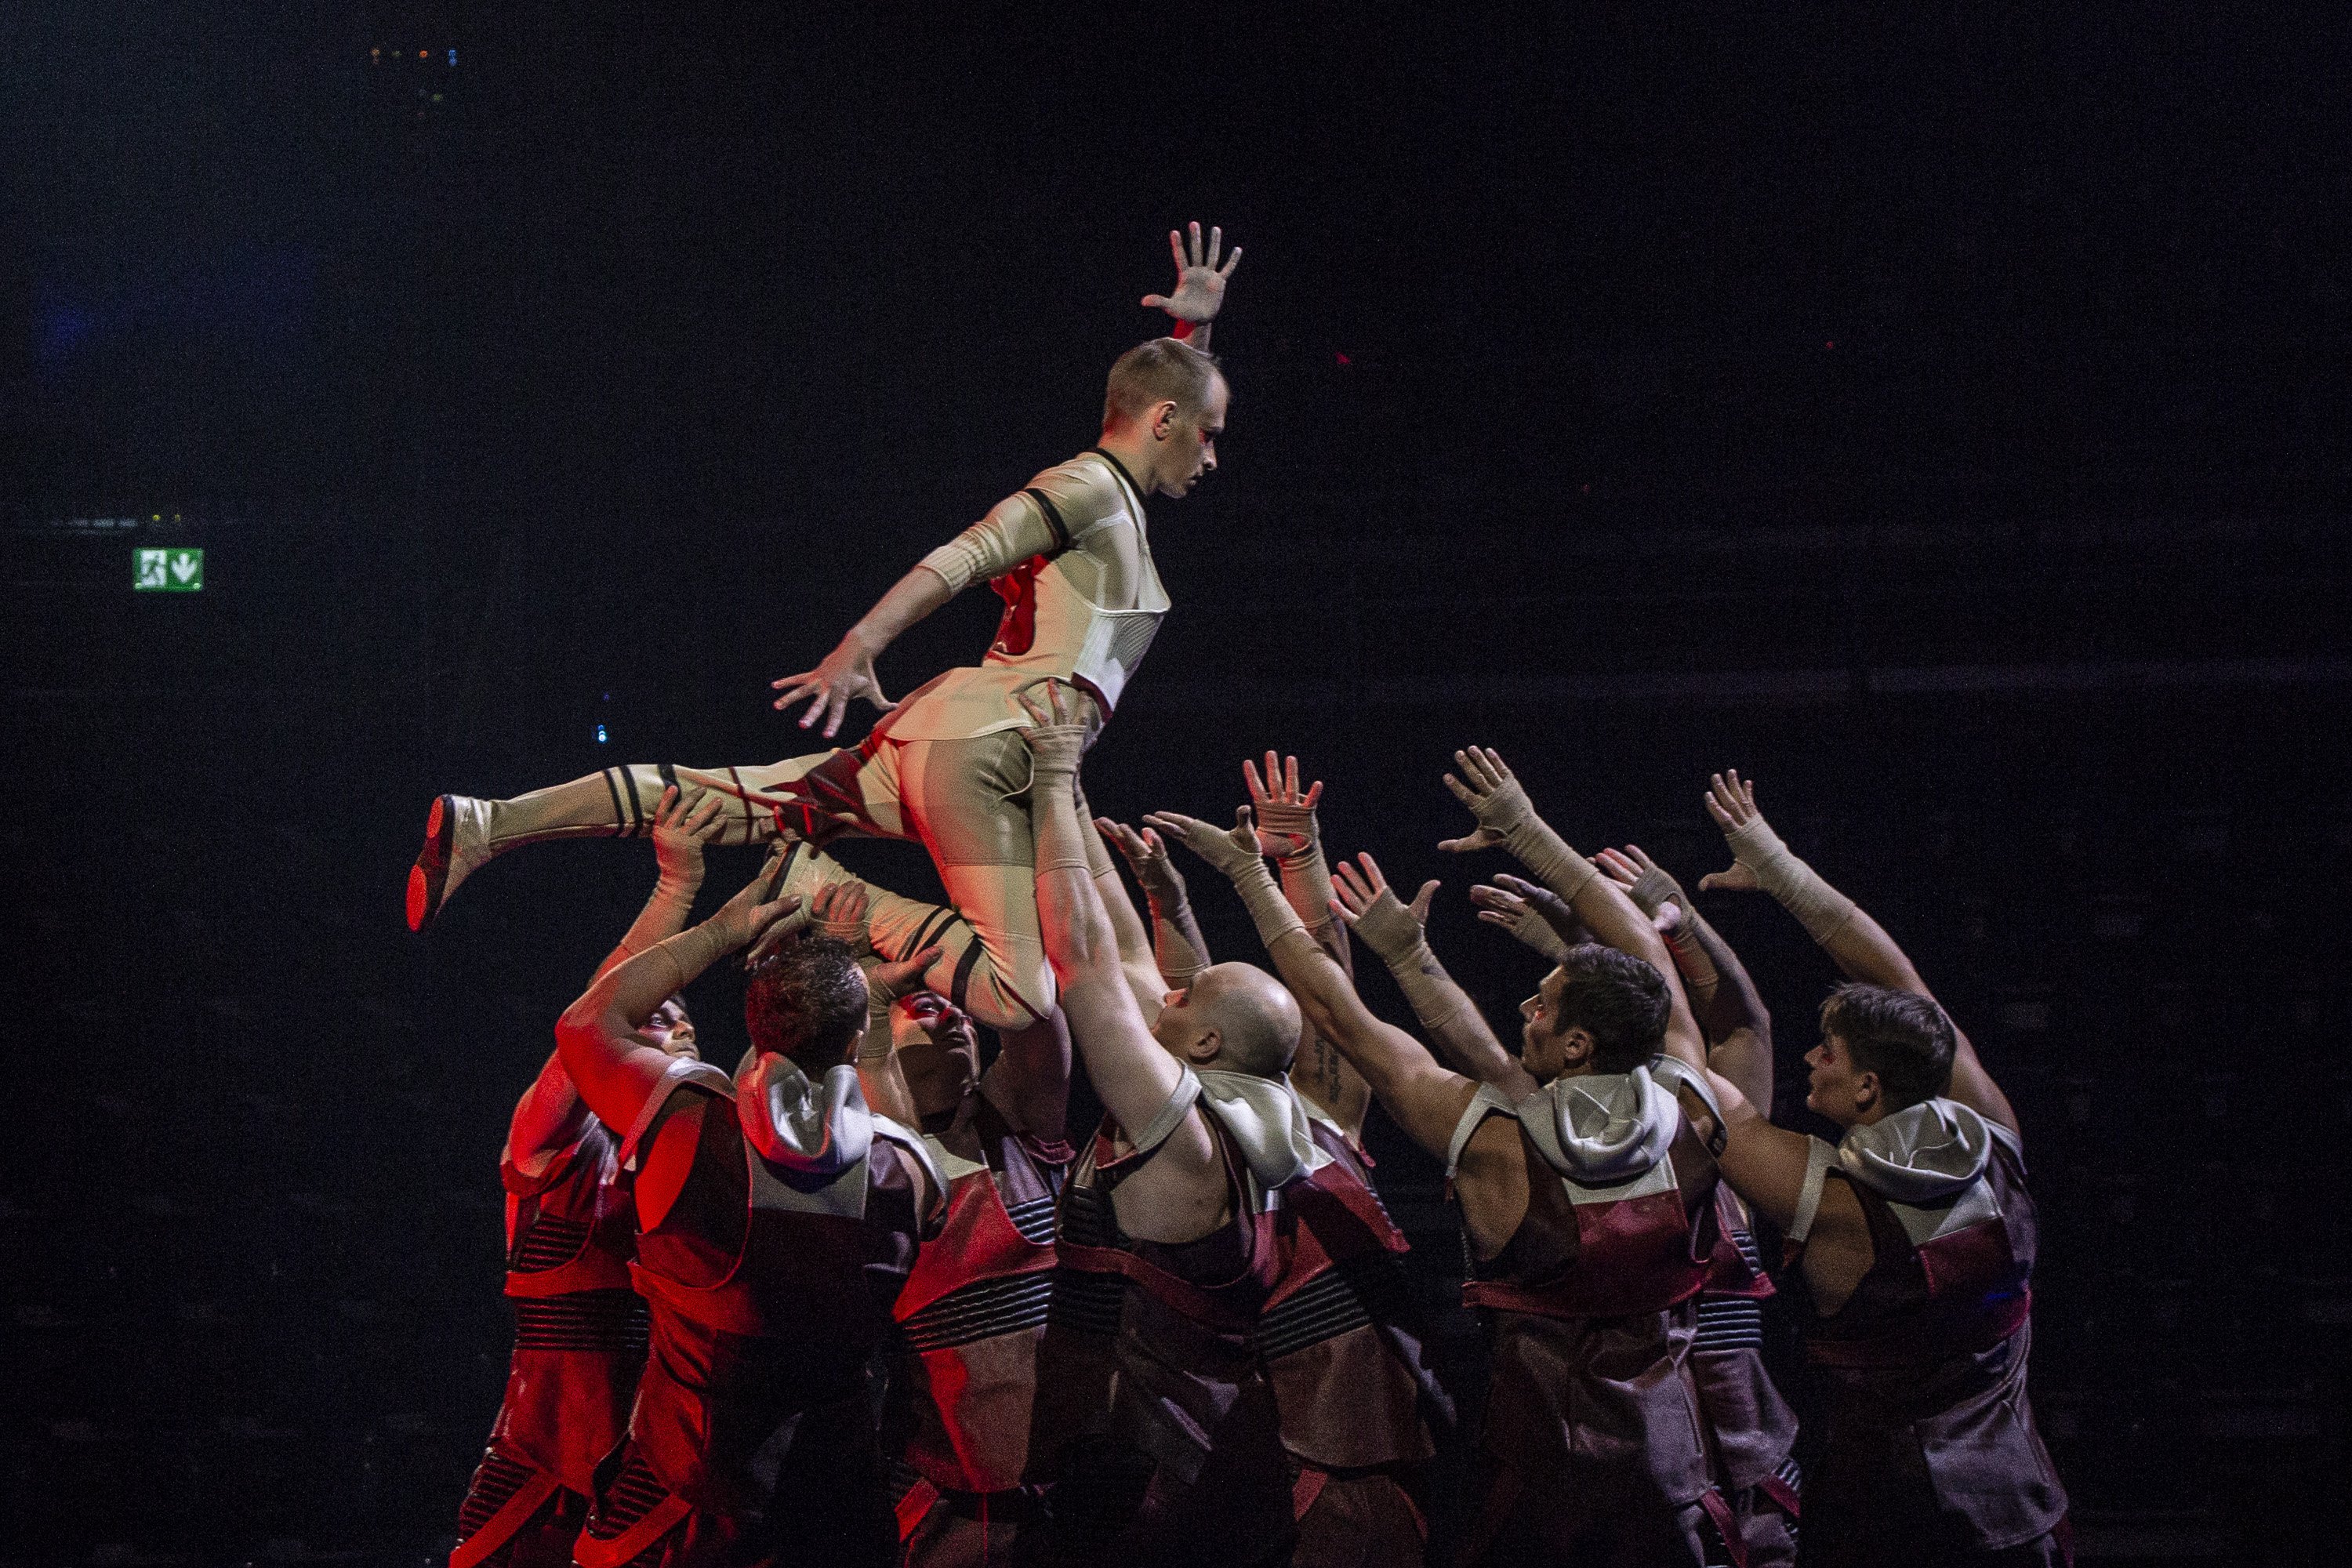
(1469, 880, 1577, 946)
(1242, 751, 1319, 856)
(771, 639, 893, 739)
(1141, 221, 1242, 325)
(724, 849, 807, 964)
(867, 945, 946, 1007)
(649, 786, 727, 886)
(1595, 844, 1690, 917)
(1098, 818, 1188, 899)
(1490, 872, 1583, 949)
(808, 880, 873, 957)
(1142, 807, 1268, 880)
(1438, 746, 1532, 853)
(1698, 770, 1765, 892)
(1331, 852, 1437, 928)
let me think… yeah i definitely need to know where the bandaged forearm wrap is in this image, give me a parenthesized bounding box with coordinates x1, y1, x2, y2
(1350, 891, 1470, 1035)
(1069, 782, 1120, 882)
(916, 493, 1055, 597)
(1027, 743, 1092, 874)
(1662, 920, 1720, 993)
(1228, 855, 1308, 954)
(1723, 815, 1858, 943)
(1508, 911, 1573, 963)
(1504, 817, 1600, 905)
(648, 918, 738, 996)
(1254, 799, 1338, 937)
(617, 876, 700, 957)
(1147, 892, 1209, 985)
(1624, 866, 1682, 920)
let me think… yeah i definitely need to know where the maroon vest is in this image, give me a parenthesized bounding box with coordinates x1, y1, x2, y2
(1037, 1108, 1295, 1561)
(1461, 1098, 1724, 1516)
(624, 1091, 935, 1513)
(891, 1098, 1067, 1494)
(485, 1121, 648, 1497)
(1261, 1122, 1446, 1474)
(1801, 1133, 2067, 1552)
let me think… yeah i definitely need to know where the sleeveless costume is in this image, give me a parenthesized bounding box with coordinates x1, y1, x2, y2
(574, 1056, 944, 1568)
(452, 1118, 648, 1568)
(1025, 1069, 1319, 1568)
(1691, 1185, 1803, 1566)
(1784, 1101, 2069, 1567)
(884, 1095, 1071, 1567)
(1446, 1058, 1744, 1568)
(1266, 1112, 1453, 1568)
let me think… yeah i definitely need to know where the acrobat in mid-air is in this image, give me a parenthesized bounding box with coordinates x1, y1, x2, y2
(407, 222, 1241, 1038)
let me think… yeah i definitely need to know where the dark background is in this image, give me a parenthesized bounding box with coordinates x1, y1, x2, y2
(6, 3, 2350, 1563)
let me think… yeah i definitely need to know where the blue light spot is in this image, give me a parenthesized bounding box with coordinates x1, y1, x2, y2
(596, 724, 608, 743)
(448, 48, 457, 65)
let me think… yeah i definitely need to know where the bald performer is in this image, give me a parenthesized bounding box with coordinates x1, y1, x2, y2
(1015, 682, 1320, 1568)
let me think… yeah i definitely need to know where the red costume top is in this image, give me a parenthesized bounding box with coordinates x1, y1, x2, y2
(889, 1096, 1069, 1496)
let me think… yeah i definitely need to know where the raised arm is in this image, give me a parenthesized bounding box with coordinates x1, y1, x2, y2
(1140, 221, 1241, 354)
(1439, 746, 1706, 1075)
(1098, 818, 1212, 995)
(1244, 752, 1374, 1138)
(1701, 770, 2017, 1135)
(1598, 846, 1776, 1112)
(1467, 880, 1573, 963)
(1145, 808, 1483, 1163)
(1021, 687, 1224, 1238)
(555, 855, 801, 1136)
(1333, 853, 1539, 1101)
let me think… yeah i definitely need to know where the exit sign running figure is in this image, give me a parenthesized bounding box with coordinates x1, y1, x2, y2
(134, 548, 204, 592)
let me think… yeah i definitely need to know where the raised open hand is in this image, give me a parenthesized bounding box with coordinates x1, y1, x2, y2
(1242, 750, 1320, 856)
(1698, 770, 1766, 892)
(1097, 818, 1187, 899)
(1141, 221, 1242, 325)
(649, 786, 727, 886)
(1438, 746, 1532, 853)
(1490, 872, 1584, 949)
(1595, 844, 1689, 918)
(1330, 852, 1439, 958)
(771, 638, 893, 739)
(1142, 807, 1267, 880)
(1468, 880, 1574, 956)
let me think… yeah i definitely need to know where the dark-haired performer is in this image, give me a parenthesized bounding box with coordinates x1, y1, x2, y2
(450, 790, 721, 1567)
(1020, 684, 1320, 1567)
(1691, 771, 2069, 1567)
(813, 883, 1077, 1568)
(408, 225, 1240, 1042)
(554, 853, 945, 1568)
(1598, 846, 1805, 1567)
(1163, 746, 1735, 1567)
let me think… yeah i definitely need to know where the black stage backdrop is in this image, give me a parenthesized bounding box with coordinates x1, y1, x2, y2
(5, 5, 2350, 1564)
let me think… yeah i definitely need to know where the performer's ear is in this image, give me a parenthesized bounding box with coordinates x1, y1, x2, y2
(1150, 399, 1181, 440)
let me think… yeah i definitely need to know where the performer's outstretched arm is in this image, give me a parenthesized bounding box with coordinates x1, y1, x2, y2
(1244, 752, 1374, 1137)
(1332, 852, 1538, 1101)
(1599, 845, 1777, 1114)
(555, 858, 800, 1137)
(1097, 818, 1211, 995)
(1700, 770, 2018, 1138)
(1150, 804, 1534, 1257)
(1023, 687, 1225, 1240)
(510, 789, 726, 1177)
(1467, 879, 1573, 963)
(1438, 746, 1708, 1078)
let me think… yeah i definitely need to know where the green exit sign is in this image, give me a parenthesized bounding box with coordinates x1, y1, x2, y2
(134, 547, 204, 592)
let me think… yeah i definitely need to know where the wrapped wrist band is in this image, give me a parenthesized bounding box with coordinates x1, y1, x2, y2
(1724, 815, 1858, 943)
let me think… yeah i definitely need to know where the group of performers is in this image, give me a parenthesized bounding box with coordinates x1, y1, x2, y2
(416, 225, 2070, 1567)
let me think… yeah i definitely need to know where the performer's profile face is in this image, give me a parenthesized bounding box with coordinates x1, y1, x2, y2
(1160, 376, 1229, 496)
(1518, 970, 1573, 1082)
(1804, 1033, 1864, 1123)
(641, 996, 699, 1061)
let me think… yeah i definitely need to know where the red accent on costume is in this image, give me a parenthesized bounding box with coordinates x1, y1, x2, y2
(987, 557, 1052, 658)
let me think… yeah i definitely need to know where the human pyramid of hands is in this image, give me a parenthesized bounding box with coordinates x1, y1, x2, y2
(433, 223, 2066, 1568)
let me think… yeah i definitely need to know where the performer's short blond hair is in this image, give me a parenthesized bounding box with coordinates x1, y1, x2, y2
(1102, 336, 1223, 429)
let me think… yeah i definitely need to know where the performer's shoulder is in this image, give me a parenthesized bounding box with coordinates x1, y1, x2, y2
(1021, 452, 1130, 535)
